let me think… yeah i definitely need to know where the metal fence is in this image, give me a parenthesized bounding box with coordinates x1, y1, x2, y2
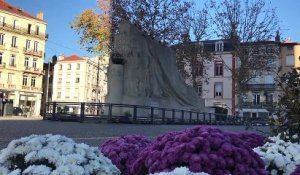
(44, 102, 245, 125)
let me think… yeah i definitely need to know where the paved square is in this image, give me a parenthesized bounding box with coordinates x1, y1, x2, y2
(0, 117, 270, 149)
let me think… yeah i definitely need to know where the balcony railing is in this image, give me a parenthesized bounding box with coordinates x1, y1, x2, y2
(0, 83, 4, 88)
(23, 48, 43, 57)
(23, 66, 44, 75)
(242, 102, 275, 109)
(8, 84, 16, 89)
(31, 87, 41, 92)
(22, 86, 31, 90)
(8, 63, 16, 67)
(0, 62, 5, 68)
(0, 23, 47, 40)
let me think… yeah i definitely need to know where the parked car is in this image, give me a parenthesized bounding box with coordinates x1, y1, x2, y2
(13, 107, 24, 116)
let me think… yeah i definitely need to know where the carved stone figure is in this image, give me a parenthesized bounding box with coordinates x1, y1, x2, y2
(106, 21, 206, 112)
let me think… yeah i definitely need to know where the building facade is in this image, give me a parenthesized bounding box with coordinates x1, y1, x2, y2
(52, 55, 108, 103)
(0, 0, 47, 116)
(280, 41, 300, 74)
(241, 41, 280, 119)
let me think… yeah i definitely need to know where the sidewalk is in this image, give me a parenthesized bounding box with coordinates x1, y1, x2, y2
(0, 116, 43, 120)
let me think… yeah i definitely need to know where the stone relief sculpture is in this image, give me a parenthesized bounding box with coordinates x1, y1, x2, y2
(106, 21, 206, 112)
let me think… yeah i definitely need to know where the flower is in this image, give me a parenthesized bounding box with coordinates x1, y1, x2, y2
(254, 135, 300, 175)
(150, 167, 209, 175)
(100, 135, 152, 175)
(0, 134, 120, 175)
(131, 126, 266, 175)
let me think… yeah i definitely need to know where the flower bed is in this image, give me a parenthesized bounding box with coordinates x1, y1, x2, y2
(131, 126, 267, 175)
(100, 135, 152, 175)
(0, 134, 120, 175)
(254, 135, 300, 175)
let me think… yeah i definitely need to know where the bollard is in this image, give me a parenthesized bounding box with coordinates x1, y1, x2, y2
(80, 103, 85, 123)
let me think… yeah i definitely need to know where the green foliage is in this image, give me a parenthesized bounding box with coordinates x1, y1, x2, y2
(272, 67, 300, 142)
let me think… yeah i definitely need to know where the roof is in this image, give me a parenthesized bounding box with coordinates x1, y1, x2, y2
(0, 0, 43, 21)
(281, 42, 300, 46)
(59, 55, 85, 62)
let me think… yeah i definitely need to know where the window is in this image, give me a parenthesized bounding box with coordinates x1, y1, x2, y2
(34, 41, 38, 52)
(9, 55, 15, 66)
(24, 57, 29, 67)
(11, 36, 17, 48)
(31, 77, 36, 87)
(57, 92, 61, 98)
(0, 53, 2, 64)
(33, 59, 37, 69)
(215, 41, 224, 52)
(26, 40, 30, 50)
(214, 82, 223, 98)
(75, 77, 80, 83)
(58, 78, 62, 83)
(35, 26, 39, 35)
(22, 75, 28, 86)
(0, 33, 4, 45)
(27, 24, 32, 34)
(253, 94, 260, 105)
(287, 46, 293, 51)
(286, 55, 294, 66)
(13, 20, 17, 29)
(59, 64, 62, 70)
(215, 61, 223, 76)
(7, 73, 13, 84)
(67, 64, 71, 70)
(0, 16, 5, 26)
(266, 93, 273, 104)
(197, 84, 202, 97)
(76, 63, 80, 70)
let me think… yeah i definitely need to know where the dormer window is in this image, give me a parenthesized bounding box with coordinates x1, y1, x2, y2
(215, 41, 224, 52)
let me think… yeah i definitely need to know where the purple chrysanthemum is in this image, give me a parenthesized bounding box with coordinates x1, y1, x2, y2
(131, 126, 267, 175)
(233, 132, 267, 148)
(291, 165, 300, 175)
(100, 135, 152, 175)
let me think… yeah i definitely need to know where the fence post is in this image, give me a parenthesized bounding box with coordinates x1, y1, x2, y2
(52, 102, 56, 120)
(133, 105, 137, 123)
(162, 108, 165, 124)
(80, 103, 85, 123)
(172, 109, 175, 123)
(196, 112, 199, 123)
(181, 110, 184, 123)
(150, 107, 154, 124)
(189, 111, 192, 124)
(43, 102, 47, 120)
(108, 104, 112, 122)
(209, 113, 212, 124)
(203, 112, 206, 124)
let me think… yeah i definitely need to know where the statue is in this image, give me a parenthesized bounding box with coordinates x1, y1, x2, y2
(106, 21, 206, 114)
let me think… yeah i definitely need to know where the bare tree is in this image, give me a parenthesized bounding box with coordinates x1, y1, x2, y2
(210, 0, 280, 110)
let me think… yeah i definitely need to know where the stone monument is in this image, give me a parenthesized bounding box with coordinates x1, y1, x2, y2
(106, 21, 206, 115)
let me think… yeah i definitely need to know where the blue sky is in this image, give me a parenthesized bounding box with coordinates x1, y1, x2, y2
(6, 0, 300, 62)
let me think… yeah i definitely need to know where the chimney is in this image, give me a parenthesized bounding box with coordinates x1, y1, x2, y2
(58, 54, 64, 61)
(36, 11, 43, 20)
(275, 31, 280, 42)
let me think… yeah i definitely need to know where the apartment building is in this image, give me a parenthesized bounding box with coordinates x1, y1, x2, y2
(0, 0, 47, 116)
(280, 40, 300, 74)
(52, 55, 108, 103)
(241, 41, 280, 119)
(201, 40, 235, 115)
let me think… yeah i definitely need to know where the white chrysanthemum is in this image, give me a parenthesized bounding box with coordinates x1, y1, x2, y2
(0, 134, 120, 175)
(23, 165, 51, 175)
(254, 135, 300, 175)
(0, 166, 9, 175)
(150, 167, 209, 175)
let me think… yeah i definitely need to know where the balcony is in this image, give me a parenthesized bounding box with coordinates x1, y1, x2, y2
(0, 23, 48, 40)
(23, 48, 43, 58)
(31, 87, 41, 92)
(242, 102, 275, 109)
(24, 66, 44, 75)
(0, 43, 6, 50)
(0, 83, 5, 89)
(246, 84, 275, 91)
(22, 86, 31, 90)
(0, 62, 5, 68)
(8, 84, 16, 89)
(8, 63, 17, 68)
